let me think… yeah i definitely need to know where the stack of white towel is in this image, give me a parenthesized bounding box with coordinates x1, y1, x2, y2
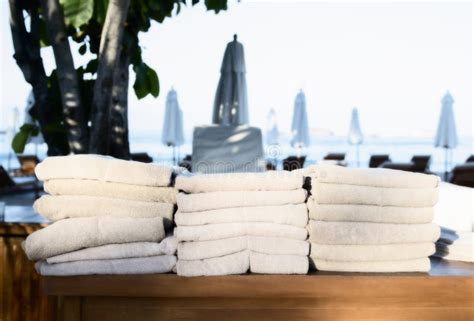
(433, 182, 474, 262)
(305, 164, 441, 272)
(174, 171, 309, 276)
(24, 155, 179, 275)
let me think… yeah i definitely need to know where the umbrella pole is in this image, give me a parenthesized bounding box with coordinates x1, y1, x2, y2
(444, 148, 448, 181)
(356, 145, 360, 168)
(173, 146, 176, 165)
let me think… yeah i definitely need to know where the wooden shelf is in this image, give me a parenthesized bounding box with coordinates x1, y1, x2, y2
(42, 258, 474, 321)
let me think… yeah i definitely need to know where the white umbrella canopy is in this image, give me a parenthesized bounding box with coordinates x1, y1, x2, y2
(434, 91, 458, 179)
(290, 90, 310, 150)
(348, 107, 363, 167)
(212, 34, 249, 126)
(434, 91, 458, 149)
(162, 88, 185, 163)
(266, 108, 279, 145)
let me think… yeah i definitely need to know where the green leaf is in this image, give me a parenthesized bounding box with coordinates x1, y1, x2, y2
(133, 63, 159, 99)
(148, 65, 159, 97)
(205, 0, 227, 13)
(11, 124, 37, 154)
(60, 0, 94, 28)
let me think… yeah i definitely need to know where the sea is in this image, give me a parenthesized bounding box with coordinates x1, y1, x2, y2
(1, 131, 472, 174)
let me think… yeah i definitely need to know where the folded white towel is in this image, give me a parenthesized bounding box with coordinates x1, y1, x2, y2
(25, 217, 165, 261)
(178, 236, 309, 260)
(307, 200, 434, 224)
(176, 250, 308, 276)
(434, 182, 474, 233)
(309, 221, 440, 245)
(46, 235, 177, 264)
(176, 222, 308, 242)
(434, 230, 473, 262)
(35, 154, 173, 187)
(44, 179, 177, 203)
(175, 204, 308, 227)
(36, 255, 176, 276)
(250, 252, 308, 274)
(305, 164, 439, 188)
(176, 250, 250, 277)
(34, 195, 175, 226)
(310, 242, 435, 261)
(177, 189, 307, 213)
(176, 171, 304, 193)
(311, 257, 431, 272)
(311, 182, 438, 207)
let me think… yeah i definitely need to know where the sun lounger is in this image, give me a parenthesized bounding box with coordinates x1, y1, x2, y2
(368, 154, 391, 168)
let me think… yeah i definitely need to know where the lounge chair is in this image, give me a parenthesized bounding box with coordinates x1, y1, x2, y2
(0, 165, 40, 196)
(283, 156, 306, 171)
(450, 163, 474, 188)
(368, 155, 391, 168)
(323, 153, 345, 161)
(382, 155, 431, 174)
(130, 153, 153, 163)
(465, 155, 474, 163)
(178, 155, 192, 171)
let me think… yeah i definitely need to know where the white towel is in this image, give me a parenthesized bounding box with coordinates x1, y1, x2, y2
(305, 164, 439, 188)
(44, 179, 177, 203)
(176, 250, 308, 276)
(310, 242, 435, 261)
(175, 171, 304, 193)
(175, 204, 308, 227)
(178, 236, 309, 260)
(309, 221, 440, 245)
(176, 222, 308, 242)
(434, 230, 473, 262)
(250, 252, 308, 274)
(46, 235, 177, 264)
(312, 257, 431, 272)
(35, 154, 173, 187)
(434, 182, 474, 233)
(34, 195, 175, 226)
(36, 255, 176, 276)
(25, 217, 165, 261)
(176, 250, 250, 276)
(307, 200, 434, 224)
(177, 189, 307, 213)
(311, 182, 438, 207)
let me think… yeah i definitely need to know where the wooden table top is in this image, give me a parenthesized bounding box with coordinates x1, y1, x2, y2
(42, 258, 473, 298)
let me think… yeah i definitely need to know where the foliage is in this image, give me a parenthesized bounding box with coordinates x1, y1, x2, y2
(11, 124, 39, 154)
(133, 62, 159, 99)
(11, 0, 228, 154)
(60, 0, 94, 28)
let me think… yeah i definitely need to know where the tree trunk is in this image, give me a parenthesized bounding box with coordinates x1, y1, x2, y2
(40, 0, 89, 154)
(8, 0, 65, 156)
(109, 49, 130, 159)
(89, 0, 131, 155)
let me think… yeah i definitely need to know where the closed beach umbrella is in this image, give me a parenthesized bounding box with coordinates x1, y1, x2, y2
(212, 34, 249, 126)
(434, 91, 458, 179)
(162, 88, 184, 164)
(266, 108, 279, 146)
(348, 107, 363, 167)
(290, 90, 310, 152)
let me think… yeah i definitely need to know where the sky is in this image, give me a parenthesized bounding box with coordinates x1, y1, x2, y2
(0, 1, 472, 140)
